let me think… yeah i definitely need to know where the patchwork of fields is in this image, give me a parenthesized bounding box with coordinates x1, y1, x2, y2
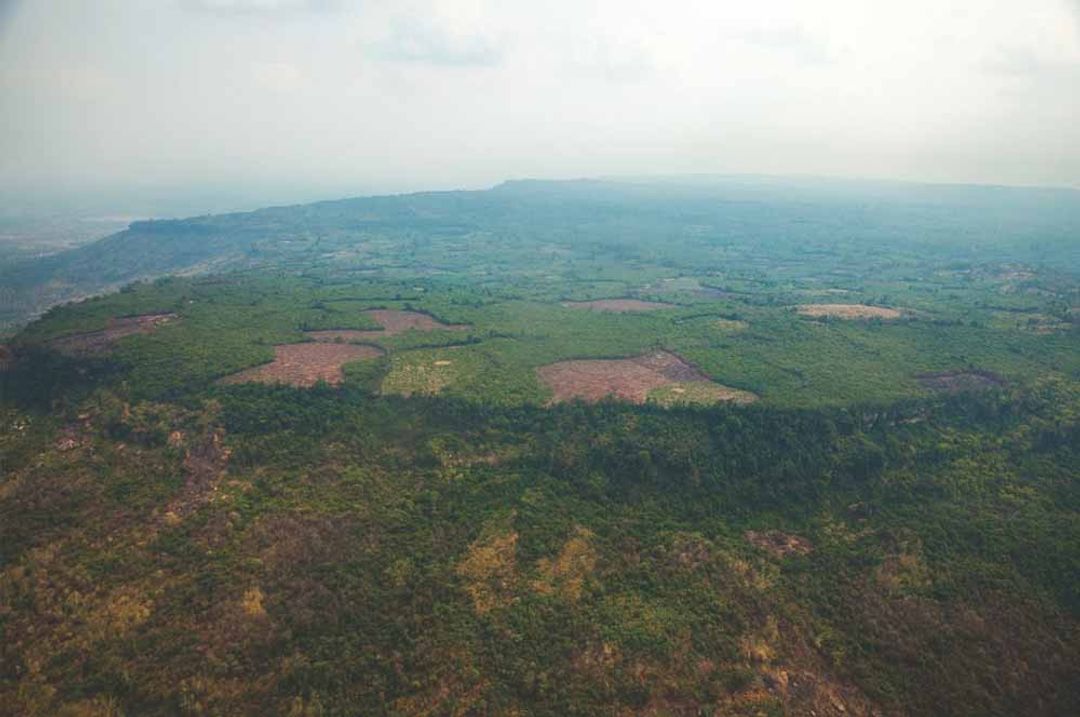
(7, 263, 1075, 409)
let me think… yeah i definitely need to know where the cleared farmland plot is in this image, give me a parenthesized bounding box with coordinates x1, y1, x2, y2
(220, 343, 383, 387)
(537, 350, 756, 405)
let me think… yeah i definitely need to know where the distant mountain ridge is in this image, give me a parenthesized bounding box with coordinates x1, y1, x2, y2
(3, 175, 1079, 329)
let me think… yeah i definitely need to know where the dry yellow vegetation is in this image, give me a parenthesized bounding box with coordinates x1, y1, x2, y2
(241, 586, 267, 618)
(796, 303, 902, 319)
(532, 526, 597, 601)
(381, 357, 459, 397)
(455, 530, 519, 614)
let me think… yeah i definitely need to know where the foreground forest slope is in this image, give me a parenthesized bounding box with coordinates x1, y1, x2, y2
(1, 380, 1078, 716)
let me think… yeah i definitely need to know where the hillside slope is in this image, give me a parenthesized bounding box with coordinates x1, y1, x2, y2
(4, 176, 1079, 328)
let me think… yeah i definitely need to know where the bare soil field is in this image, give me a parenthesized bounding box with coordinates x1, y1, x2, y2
(47, 313, 178, 354)
(745, 530, 814, 558)
(220, 343, 383, 387)
(796, 304, 902, 320)
(561, 299, 675, 313)
(306, 309, 468, 342)
(538, 350, 755, 405)
(916, 369, 1004, 393)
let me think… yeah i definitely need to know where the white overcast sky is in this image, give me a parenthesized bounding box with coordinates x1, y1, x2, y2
(1, 0, 1079, 210)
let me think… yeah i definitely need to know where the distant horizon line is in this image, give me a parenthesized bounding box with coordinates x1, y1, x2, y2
(2, 170, 1077, 221)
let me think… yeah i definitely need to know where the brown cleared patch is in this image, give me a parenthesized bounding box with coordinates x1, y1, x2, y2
(0, 344, 12, 371)
(47, 313, 178, 354)
(745, 530, 813, 558)
(538, 350, 755, 405)
(306, 309, 468, 343)
(162, 428, 232, 524)
(219, 343, 383, 388)
(561, 299, 675, 313)
(916, 369, 1004, 393)
(796, 303, 902, 320)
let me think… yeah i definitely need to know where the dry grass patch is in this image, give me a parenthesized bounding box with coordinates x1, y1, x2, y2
(649, 381, 757, 407)
(47, 313, 178, 354)
(456, 531, 519, 614)
(240, 586, 267, 619)
(220, 343, 383, 388)
(380, 356, 459, 397)
(532, 526, 597, 602)
(306, 309, 468, 342)
(796, 304, 902, 320)
(745, 530, 813, 559)
(538, 350, 756, 405)
(561, 299, 675, 312)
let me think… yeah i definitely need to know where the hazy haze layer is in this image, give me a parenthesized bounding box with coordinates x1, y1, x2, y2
(2, 0, 1079, 212)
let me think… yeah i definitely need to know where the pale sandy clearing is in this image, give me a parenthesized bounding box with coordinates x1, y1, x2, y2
(796, 304, 902, 320)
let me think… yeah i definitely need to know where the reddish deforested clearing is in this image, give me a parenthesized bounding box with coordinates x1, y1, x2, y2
(47, 313, 178, 354)
(220, 343, 383, 388)
(796, 304, 902, 320)
(306, 309, 468, 343)
(537, 350, 753, 405)
(561, 299, 675, 313)
(916, 369, 1004, 393)
(745, 530, 814, 558)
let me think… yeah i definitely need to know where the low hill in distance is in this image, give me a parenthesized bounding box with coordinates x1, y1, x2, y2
(4, 175, 1079, 329)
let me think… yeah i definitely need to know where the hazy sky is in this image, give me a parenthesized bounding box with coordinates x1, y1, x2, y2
(2, 0, 1079, 211)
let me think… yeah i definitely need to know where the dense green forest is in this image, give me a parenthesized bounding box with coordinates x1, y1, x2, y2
(1, 177, 1078, 715)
